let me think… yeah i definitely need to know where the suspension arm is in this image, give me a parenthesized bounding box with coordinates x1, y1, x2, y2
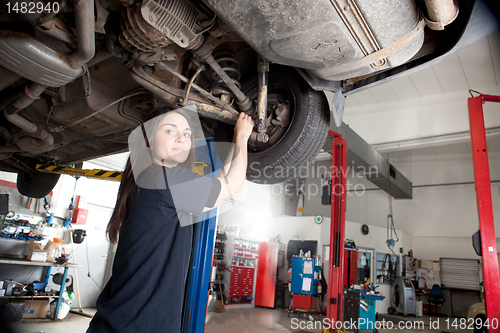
(192, 40, 253, 113)
(131, 66, 239, 125)
(155, 63, 239, 116)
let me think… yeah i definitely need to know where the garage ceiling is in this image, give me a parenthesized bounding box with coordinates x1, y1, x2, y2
(344, 29, 500, 159)
(345, 30, 500, 107)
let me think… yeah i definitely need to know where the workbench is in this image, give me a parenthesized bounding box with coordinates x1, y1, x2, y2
(0, 257, 81, 319)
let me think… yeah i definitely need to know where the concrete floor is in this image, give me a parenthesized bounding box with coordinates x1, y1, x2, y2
(4, 307, 471, 333)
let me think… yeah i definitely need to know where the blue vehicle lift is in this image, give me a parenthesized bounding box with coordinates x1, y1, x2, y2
(183, 139, 222, 333)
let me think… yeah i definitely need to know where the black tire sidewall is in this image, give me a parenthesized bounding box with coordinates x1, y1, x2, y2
(242, 67, 329, 184)
(244, 69, 310, 166)
(17, 171, 60, 198)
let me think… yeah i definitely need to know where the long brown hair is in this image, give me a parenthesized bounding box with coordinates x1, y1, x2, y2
(106, 105, 196, 243)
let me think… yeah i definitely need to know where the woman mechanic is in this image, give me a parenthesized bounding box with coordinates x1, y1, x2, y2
(88, 105, 253, 333)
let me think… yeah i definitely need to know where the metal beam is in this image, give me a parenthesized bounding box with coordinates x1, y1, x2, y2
(36, 164, 122, 181)
(323, 122, 413, 199)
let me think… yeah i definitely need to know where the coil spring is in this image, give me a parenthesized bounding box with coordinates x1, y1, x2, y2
(210, 52, 241, 98)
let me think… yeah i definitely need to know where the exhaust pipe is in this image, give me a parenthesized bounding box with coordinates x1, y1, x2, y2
(0, 0, 94, 86)
(1, 0, 95, 154)
(423, 0, 459, 30)
(69, 0, 95, 67)
(3, 83, 54, 154)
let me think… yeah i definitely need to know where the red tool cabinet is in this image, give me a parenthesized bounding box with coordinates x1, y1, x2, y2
(254, 242, 279, 308)
(290, 294, 320, 313)
(344, 249, 358, 287)
(228, 266, 255, 304)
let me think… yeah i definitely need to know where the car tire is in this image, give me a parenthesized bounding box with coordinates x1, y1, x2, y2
(241, 67, 330, 184)
(17, 171, 60, 198)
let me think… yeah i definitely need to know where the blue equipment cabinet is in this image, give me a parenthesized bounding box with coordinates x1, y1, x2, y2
(344, 289, 385, 332)
(358, 295, 377, 331)
(291, 257, 321, 295)
(360, 291, 385, 331)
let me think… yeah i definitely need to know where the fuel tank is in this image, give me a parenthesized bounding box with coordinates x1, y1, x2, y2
(204, 0, 424, 80)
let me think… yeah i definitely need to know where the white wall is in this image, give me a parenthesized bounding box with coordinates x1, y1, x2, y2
(59, 161, 121, 308)
(388, 151, 500, 260)
(332, 75, 500, 260)
(218, 181, 317, 278)
(304, 146, 500, 258)
(0, 160, 122, 308)
(339, 86, 500, 146)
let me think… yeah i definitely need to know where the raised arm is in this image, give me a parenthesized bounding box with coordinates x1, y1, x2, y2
(205, 112, 253, 210)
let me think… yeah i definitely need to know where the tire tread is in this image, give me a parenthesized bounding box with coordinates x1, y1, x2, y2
(248, 90, 330, 184)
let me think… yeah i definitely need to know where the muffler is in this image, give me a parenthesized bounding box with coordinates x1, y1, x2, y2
(0, 0, 95, 154)
(0, 30, 84, 87)
(0, 0, 94, 87)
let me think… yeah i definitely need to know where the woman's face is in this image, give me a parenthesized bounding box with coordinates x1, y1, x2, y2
(152, 112, 192, 167)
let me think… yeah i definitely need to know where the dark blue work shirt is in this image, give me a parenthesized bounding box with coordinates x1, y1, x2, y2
(90, 166, 221, 333)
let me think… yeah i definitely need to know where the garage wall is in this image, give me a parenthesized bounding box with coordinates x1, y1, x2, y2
(318, 218, 413, 261)
(389, 152, 500, 260)
(0, 161, 120, 309)
(318, 217, 412, 313)
(53, 161, 120, 308)
(304, 151, 500, 261)
(339, 87, 500, 147)
(330, 79, 500, 260)
(218, 181, 413, 313)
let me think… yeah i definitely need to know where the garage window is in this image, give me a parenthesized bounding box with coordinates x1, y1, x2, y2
(376, 252, 399, 283)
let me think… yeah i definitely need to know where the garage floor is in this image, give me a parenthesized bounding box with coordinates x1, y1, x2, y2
(5, 307, 469, 333)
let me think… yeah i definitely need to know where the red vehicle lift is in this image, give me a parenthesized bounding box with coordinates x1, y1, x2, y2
(326, 130, 347, 326)
(326, 95, 500, 328)
(468, 94, 500, 326)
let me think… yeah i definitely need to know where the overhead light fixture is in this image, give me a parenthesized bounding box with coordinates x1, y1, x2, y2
(373, 128, 500, 153)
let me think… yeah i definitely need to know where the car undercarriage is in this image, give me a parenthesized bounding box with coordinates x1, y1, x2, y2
(0, 0, 487, 197)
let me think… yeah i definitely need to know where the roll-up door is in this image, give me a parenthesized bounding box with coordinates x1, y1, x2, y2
(440, 258, 481, 291)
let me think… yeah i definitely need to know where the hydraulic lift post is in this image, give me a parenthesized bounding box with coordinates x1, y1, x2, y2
(468, 94, 500, 326)
(183, 139, 221, 333)
(326, 130, 347, 327)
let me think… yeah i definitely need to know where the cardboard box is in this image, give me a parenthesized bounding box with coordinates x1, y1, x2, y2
(27, 240, 48, 262)
(22, 299, 49, 319)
